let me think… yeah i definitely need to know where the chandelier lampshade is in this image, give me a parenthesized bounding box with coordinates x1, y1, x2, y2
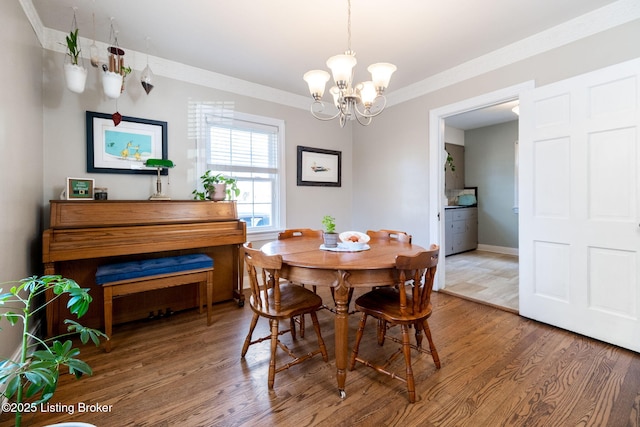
(326, 54, 357, 88)
(368, 63, 397, 91)
(303, 70, 331, 100)
(303, 0, 396, 127)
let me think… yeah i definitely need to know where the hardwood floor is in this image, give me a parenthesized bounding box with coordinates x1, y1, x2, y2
(443, 250, 519, 313)
(3, 289, 639, 427)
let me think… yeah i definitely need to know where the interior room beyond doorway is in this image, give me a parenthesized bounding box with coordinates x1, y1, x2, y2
(442, 100, 520, 313)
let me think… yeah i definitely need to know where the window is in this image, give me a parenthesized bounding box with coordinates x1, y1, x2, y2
(193, 105, 285, 235)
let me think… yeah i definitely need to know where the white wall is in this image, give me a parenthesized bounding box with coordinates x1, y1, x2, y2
(466, 120, 519, 249)
(352, 20, 640, 250)
(0, 2, 44, 358)
(41, 50, 354, 235)
(445, 125, 464, 147)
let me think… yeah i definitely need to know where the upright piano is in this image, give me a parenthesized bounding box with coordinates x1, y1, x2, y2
(43, 200, 246, 336)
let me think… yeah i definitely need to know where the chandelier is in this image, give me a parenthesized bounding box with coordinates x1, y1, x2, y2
(303, 0, 396, 127)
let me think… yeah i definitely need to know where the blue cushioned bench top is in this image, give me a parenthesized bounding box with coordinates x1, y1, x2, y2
(96, 254, 214, 285)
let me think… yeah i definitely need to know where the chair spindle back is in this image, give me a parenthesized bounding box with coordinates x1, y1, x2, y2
(366, 229, 412, 243)
(243, 242, 284, 311)
(396, 246, 439, 315)
(278, 229, 323, 240)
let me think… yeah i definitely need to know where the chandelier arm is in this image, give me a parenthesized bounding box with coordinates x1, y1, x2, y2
(353, 113, 373, 126)
(353, 95, 388, 118)
(309, 102, 342, 121)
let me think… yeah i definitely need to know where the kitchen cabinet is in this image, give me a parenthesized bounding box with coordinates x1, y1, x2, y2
(444, 207, 477, 256)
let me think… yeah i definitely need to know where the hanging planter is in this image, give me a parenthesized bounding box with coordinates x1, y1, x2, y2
(64, 62, 87, 94)
(102, 66, 123, 99)
(102, 19, 129, 99)
(63, 12, 87, 94)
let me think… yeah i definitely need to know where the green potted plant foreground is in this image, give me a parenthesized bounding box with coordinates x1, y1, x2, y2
(0, 276, 107, 427)
(192, 171, 240, 201)
(321, 215, 339, 248)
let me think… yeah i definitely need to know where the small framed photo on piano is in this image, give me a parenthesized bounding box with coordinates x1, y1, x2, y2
(66, 177, 95, 200)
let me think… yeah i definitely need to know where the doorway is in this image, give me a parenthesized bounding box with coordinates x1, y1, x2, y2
(428, 82, 534, 313)
(442, 103, 520, 312)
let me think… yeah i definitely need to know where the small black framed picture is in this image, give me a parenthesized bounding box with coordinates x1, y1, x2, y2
(297, 146, 341, 187)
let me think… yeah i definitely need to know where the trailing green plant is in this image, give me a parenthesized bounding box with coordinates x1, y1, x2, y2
(0, 275, 107, 427)
(65, 28, 81, 66)
(445, 151, 456, 172)
(192, 170, 240, 201)
(321, 215, 336, 234)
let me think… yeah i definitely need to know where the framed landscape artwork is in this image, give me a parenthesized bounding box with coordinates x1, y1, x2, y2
(86, 111, 168, 175)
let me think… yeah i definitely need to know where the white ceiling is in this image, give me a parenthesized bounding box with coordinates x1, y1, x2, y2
(28, 0, 628, 128)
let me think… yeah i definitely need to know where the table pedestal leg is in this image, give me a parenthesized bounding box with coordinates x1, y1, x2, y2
(334, 270, 350, 398)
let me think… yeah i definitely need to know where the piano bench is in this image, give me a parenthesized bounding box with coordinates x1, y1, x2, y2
(96, 254, 214, 352)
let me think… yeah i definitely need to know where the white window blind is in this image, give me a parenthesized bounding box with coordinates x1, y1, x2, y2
(196, 109, 285, 234)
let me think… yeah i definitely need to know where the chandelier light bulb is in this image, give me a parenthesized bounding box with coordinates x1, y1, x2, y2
(368, 63, 397, 92)
(303, 70, 330, 100)
(326, 54, 357, 89)
(358, 81, 377, 106)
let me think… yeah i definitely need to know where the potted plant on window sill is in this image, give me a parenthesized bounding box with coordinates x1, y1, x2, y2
(0, 276, 107, 427)
(192, 171, 240, 201)
(63, 28, 87, 94)
(321, 215, 339, 248)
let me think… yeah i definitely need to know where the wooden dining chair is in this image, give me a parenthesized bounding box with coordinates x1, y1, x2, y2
(366, 229, 412, 243)
(241, 242, 328, 389)
(366, 229, 413, 341)
(348, 245, 441, 403)
(278, 228, 323, 240)
(278, 229, 324, 337)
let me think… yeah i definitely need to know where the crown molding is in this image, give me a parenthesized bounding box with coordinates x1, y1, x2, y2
(20, 0, 639, 111)
(388, 0, 640, 106)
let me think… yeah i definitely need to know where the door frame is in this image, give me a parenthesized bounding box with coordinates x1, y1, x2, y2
(428, 81, 534, 290)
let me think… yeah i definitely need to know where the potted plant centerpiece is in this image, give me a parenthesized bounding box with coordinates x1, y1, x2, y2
(0, 276, 107, 427)
(63, 28, 88, 94)
(192, 171, 240, 201)
(321, 215, 339, 248)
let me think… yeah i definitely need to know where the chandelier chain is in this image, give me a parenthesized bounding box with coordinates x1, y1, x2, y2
(347, 0, 352, 53)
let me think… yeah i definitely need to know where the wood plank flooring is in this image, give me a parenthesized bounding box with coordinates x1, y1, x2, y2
(443, 250, 519, 313)
(2, 288, 639, 427)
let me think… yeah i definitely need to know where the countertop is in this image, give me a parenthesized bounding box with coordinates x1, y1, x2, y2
(445, 205, 477, 209)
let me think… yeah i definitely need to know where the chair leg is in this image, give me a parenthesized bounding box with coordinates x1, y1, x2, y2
(377, 319, 387, 346)
(289, 317, 297, 340)
(421, 319, 441, 369)
(241, 313, 260, 357)
(268, 318, 279, 389)
(103, 287, 113, 353)
(349, 313, 368, 370)
(414, 321, 424, 349)
(297, 314, 306, 338)
(401, 324, 416, 403)
(309, 311, 328, 361)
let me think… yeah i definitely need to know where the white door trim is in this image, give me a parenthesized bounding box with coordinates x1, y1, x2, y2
(428, 81, 534, 290)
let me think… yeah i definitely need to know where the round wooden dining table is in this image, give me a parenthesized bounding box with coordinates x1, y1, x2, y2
(260, 234, 426, 398)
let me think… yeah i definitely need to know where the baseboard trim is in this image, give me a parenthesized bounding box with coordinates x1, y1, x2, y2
(477, 244, 518, 256)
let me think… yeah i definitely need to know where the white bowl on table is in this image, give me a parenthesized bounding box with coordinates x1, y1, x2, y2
(338, 231, 370, 250)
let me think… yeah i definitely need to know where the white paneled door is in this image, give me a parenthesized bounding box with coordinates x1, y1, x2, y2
(519, 58, 640, 352)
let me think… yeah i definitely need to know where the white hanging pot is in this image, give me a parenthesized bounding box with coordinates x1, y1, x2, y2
(102, 70, 123, 99)
(64, 63, 87, 94)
